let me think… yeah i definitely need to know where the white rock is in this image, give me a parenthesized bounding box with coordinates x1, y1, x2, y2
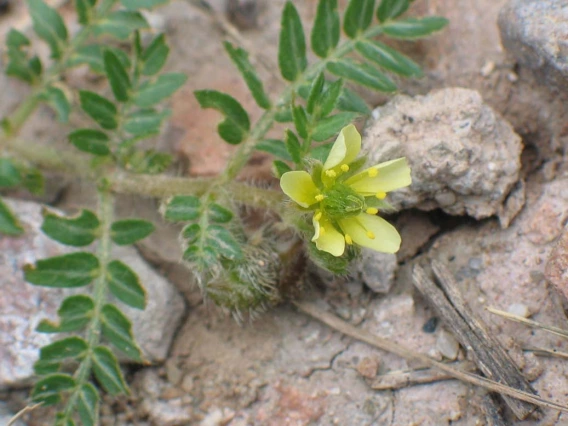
(436, 330, 460, 361)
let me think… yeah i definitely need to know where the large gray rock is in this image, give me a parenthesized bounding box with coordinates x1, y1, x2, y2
(364, 88, 523, 221)
(0, 199, 185, 388)
(499, 0, 568, 91)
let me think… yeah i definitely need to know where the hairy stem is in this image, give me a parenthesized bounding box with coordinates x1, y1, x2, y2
(61, 189, 114, 423)
(221, 26, 383, 181)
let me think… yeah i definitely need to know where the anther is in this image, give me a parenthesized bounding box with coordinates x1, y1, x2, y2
(314, 211, 322, 221)
(368, 168, 378, 177)
(366, 231, 376, 240)
(366, 207, 378, 215)
(345, 234, 353, 245)
(340, 164, 350, 172)
(325, 170, 337, 178)
(376, 191, 387, 199)
(319, 226, 326, 236)
(315, 194, 324, 202)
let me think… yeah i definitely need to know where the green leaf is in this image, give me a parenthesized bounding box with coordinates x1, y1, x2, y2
(278, 1, 307, 81)
(104, 49, 131, 102)
(181, 223, 200, 244)
(224, 42, 271, 109)
(208, 203, 233, 224)
(256, 139, 292, 161)
(121, 0, 169, 9)
(6, 29, 30, 49)
(24, 252, 100, 288)
(31, 374, 75, 405)
(77, 383, 99, 426)
(0, 198, 24, 235)
(134, 73, 187, 108)
(141, 34, 169, 76)
(101, 304, 143, 362)
(338, 87, 371, 114)
(79, 91, 118, 130)
(206, 225, 243, 260)
(310, 142, 334, 162)
(123, 109, 170, 135)
(327, 60, 397, 92)
(93, 10, 148, 40)
(292, 105, 308, 139)
(311, 0, 339, 58)
(69, 45, 131, 74)
(27, 0, 68, 58)
(38, 337, 88, 363)
(355, 40, 422, 77)
(39, 86, 71, 123)
(33, 360, 61, 376)
(319, 79, 344, 117)
(312, 112, 359, 141)
(75, 0, 96, 25)
(274, 107, 293, 123)
(306, 72, 326, 115)
(307, 240, 351, 274)
(37, 295, 94, 333)
(107, 260, 146, 310)
(163, 195, 201, 221)
(110, 219, 155, 245)
(343, 0, 376, 38)
(68, 129, 111, 156)
(285, 130, 302, 164)
(22, 167, 45, 195)
(41, 208, 100, 247)
(377, 0, 409, 22)
(92, 346, 129, 395)
(194, 90, 250, 145)
(183, 244, 218, 268)
(382, 16, 449, 39)
(0, 158, 22, 188)
(273, 160, 292, 177)
(122, 149, 172, 174)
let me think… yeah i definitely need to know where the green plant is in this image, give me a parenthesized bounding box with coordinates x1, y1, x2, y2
(0, 0, 447, 423)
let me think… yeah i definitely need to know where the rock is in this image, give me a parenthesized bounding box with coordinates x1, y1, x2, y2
(355, 250, 397, 294)
(508, 303, 531, 318)
(499, 0, 568, 91)
(364, 88, 523, 221)
(395, 211, 440, 261)
(356, 357, 380, 379)
(545, 225, 568, 301)
(436, 330, 460, 361)
(0, 198, 185, 388)
(417, 176, 568, 423)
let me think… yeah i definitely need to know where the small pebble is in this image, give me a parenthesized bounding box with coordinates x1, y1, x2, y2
(480, 61, 495, 77)
(508, 303, 530, 318)
(357, 357, 380, 379)
(436, 330, 460, 361)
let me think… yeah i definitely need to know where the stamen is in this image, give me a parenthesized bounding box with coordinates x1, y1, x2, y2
(368, 168, 378, 178)
(340, 164, 350, 172)
(314, 211, 323, 221)
(325, 170, 337, 178)
(376, 191, 387, 199)
(366, 207, 379, 215)
(344, 234, 353, 245)
(315, 194, 324, 202)
(319, 226, 326, 236)
(366, 231, 376, 240)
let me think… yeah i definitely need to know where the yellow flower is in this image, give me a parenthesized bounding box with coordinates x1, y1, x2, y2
(280, 124, 411, 257)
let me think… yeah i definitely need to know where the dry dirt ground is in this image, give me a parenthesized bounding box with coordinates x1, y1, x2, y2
(2, 0, 568, 425)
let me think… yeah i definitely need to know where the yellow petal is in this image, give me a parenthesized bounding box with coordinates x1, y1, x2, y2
(323, 124, 361, 170)
(280, 171, 320, 208)
(313, 214, 345, 257)
(339, 214, 401, 253)
(345, 157, 411, 195)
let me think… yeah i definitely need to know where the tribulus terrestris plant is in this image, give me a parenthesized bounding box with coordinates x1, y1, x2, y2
(0, 0, 447, 423)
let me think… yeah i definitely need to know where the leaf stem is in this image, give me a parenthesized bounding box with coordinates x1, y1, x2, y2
(61, 188, 114, 423)
(221, 26, 383, 181)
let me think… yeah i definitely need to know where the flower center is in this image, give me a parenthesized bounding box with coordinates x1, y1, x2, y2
(320, 184, 365, 219)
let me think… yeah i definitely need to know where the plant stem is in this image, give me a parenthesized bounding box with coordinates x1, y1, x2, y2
(221, 26, 384, 182)
(61, 189, 114, 423)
